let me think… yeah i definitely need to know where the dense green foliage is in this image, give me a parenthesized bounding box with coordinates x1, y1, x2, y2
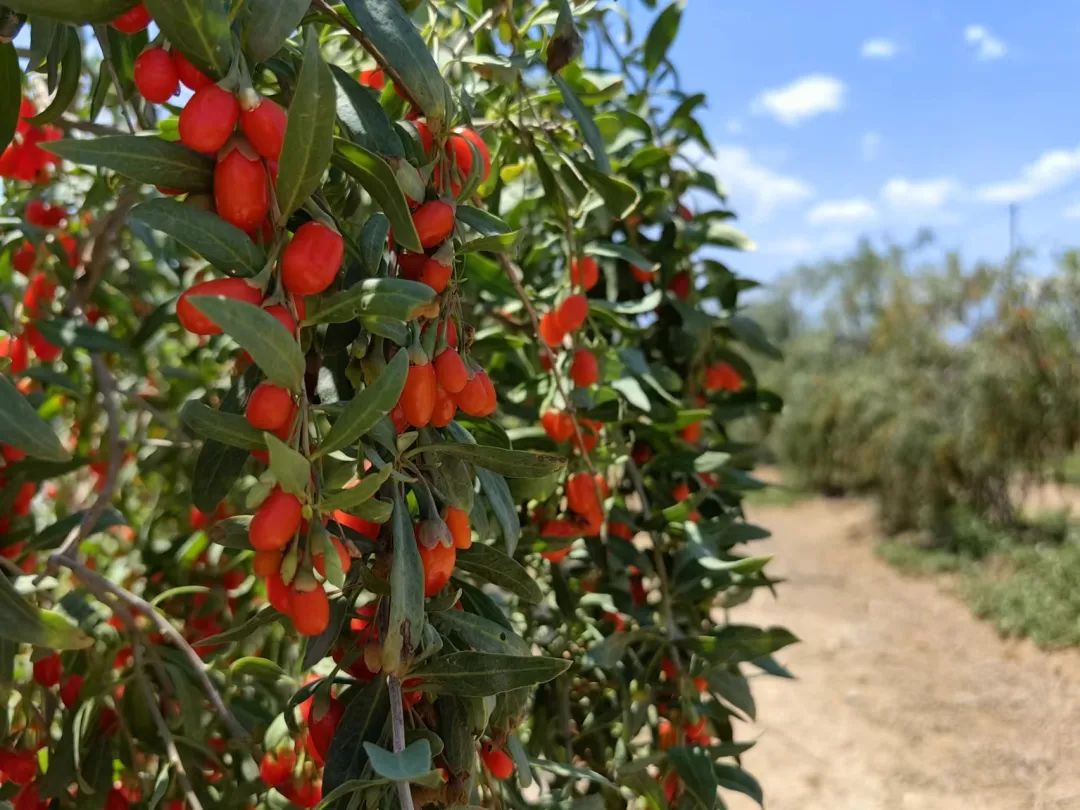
(0, 1, 789, 808)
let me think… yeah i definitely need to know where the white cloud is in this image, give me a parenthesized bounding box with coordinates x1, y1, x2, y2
(964, 24, 1007, 60)
(687, 144, 813, 220)
(807, 198, 877, 225)
(975, 147, 1080, 202)
(1064, 203, 1080, 219)
(861, 38, 897, 59)
(752, 74, 846, 126)
(882, 177, 960, 210)
(861, 131, 881, 162)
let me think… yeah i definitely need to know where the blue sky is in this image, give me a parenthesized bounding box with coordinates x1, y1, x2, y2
(630, 1, 1080, 282)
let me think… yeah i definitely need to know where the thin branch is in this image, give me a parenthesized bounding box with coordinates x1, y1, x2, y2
(387, 675, 416, 810)
(133, 642, 206, 810)
(57, 114, 128, 137)
(52, 554, 252, 745)
(312, 0, 425, 115)
(496, 253, 597, 476)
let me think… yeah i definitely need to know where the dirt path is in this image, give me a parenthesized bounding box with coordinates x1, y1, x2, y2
(724, 496, 1080, 810)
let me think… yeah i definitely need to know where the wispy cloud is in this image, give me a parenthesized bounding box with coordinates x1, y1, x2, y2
(807, 198, 877, 225)
(964, 24, 1007, 61)
(686, 143, 813, 221)
(752, 74, 846, 126)
(975, 147, 1080, 203)
(882, 177, 960, 210)
(860, 38, 897, 59)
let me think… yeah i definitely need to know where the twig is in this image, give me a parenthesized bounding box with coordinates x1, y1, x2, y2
(52, 554, 252, 745)
(133, 642, 205, 810)
(49, 356, 122, 563)
(450, 7, 498, 59)
(496, 253, 596, 476)
(57, 114, 128, 137)
(93, 25, 137, 133)
(312, 0, 424, 114)
(65, 190, 140, 315)
(387, 675, 416, 810)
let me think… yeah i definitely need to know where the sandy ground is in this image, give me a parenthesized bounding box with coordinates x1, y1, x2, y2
(723, 496, 1080, 810)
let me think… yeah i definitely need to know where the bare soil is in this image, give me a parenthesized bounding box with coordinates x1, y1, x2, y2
(724, 496, 1080, 810)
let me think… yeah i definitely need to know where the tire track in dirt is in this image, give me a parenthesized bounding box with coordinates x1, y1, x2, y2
(724, 496, 1080, 810)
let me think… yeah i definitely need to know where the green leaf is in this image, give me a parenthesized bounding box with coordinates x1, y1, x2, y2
(585, 241, 658, 274)
(242, 0, 308, 64)
(197, 606, 279, 646)
(229, 656, 289, 682)
(611, 377, 651, 412)
(714, 763, 763, 806)
(193, 369, 257, 512)
(455, 544, 542, 605)
(418, 442, 565, 479)
(0, 574, 92, 650)
(0, 43, 19, 153)
(577, 161, 639, 219)
(144, 0, 232, 78)
(45, 136, 213, 192)
(362, 739, 432, 782)
(679, 625, 798, 664)
(408, 652, 570, 697)
(553, 75, 610, 174)
(4, 0, 135, 24)
(382, 485, 425, 673)
(131, 199, 266, 277)
(323, 679, 390, 792)
(29, 508, 126, 551)
(456, 205, 520, 254)
(28, 30, 81, 126)
(277, 31, 337, 217)
(180, 401, 265, 451)
(331, 64, 404, 158)
(0, 376, 70, 462)
(318, 351, 408, 457)
(33, 319, 131, 355)
(727, 315, 781, 360)
(304, 277, 435, 326)
(189, 296, 305, 391)
(432, 609, 530, 655)
(704, 219, 755, 251)
(319, 465, 393, 511)
(643, 0, 686, 74)
(265, 433, 311, 497)
(341, 0, 453, 123)
(360, 213, 391, 274)
(332, 138, 422, 253)
(668, 747, 718, 810)
(476, 468, 520, 555)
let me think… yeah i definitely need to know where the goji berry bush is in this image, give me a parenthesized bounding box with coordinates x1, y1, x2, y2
(0, 1, 792, 808)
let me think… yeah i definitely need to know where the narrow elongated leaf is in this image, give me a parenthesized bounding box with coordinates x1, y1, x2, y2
(586, 241, 658, 274)
(331, 64, 404, 158)
(0, 43, 19, 153)
(144, 0, 232, 77)
(643, 0, 685, 73)
(408, 652, 569, 697)
(382, 486, 424, 673)
(332, 139, 422, 252)
(341, 0, 453, 122)
(318, 351, 408, 456)
(4, 0, 135, 24)
(668, 747, 718, 810)
(277, 31, 336, 217)
(242, 0, 308, 64)
(679, 625, 798, 664)
(577, 161, 639, 218)
(323, 678, 390, 792)
(131, 199, 266, 277)
(455, 544, 542, 605)
(553, 75, 610, 173)
(319, 465, 393, 511)
(0, 575, 92, 650)
(193, 368, 257, 512)
(180, 401, 265, 450)
(714, 763, 763, 806)
(45, 136, 213, 192)
(433, 610, 530, 655)
(28, 31, 81, 126)
(265, 433, 311, 497)
(477, 468, 520, 555)
(190, 297, 305, 391)
(33, 319, 130, 355)
(419, 442, 565, 479)
(0, 376, 70, 462)
(304, 277, 435, 326)
(30, 508, 125, 551)
(362, 739, 432, 782)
